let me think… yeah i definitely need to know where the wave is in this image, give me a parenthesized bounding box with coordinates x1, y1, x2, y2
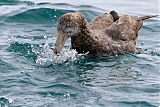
(1, 1, 101, 24)
(4, 8, 74, 24)
(0, 0, 34, 6)
(118, 101, 157, 107)
(4, 7, 100, 24)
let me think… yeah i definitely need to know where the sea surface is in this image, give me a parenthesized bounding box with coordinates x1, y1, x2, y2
(0, 0, 160, 107)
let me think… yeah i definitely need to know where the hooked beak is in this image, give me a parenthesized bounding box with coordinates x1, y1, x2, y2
(53, 31, 69, 54)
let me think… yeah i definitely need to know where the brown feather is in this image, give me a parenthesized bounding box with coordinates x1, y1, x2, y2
(54, 11, 158, 56)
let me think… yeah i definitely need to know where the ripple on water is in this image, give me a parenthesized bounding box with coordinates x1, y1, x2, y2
(0, 1, 160, 107)
(0, 59, 18, 73)
(117, 101, 157, 107)
(8, 42, 37, 61)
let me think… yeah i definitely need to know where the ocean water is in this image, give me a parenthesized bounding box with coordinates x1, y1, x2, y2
(0, 0, 160, 107)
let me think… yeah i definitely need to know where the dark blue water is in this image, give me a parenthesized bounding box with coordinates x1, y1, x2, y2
(0, 0, 160, 107)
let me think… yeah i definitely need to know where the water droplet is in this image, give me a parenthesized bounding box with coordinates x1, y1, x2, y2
(27, 50, 30, 54)
(64, 92, 70, 99)
(8, 98, 14, 104)
(44, 35, 47, 39)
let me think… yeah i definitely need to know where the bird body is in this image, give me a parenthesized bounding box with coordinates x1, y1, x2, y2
(53, 11, 158, 56)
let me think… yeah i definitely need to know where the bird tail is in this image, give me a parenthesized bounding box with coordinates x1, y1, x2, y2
(138, 15, 159, 20)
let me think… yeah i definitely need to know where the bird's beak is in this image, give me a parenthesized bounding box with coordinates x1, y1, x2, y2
(53, 31, 69, 54)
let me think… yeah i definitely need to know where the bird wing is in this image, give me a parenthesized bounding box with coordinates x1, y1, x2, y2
(90, 13, 114, 30)
(105, 14, 159, 41)
(105, 15, 143, 42)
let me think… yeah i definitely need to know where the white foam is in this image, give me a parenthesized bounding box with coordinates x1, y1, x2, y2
(36, 42, 84, 66)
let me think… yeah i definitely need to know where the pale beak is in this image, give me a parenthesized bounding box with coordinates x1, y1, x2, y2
(53, 31, 69, 54)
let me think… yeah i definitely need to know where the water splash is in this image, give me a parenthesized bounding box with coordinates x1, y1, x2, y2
(0, 96, 14, 107)
(36, 42, 82, 66)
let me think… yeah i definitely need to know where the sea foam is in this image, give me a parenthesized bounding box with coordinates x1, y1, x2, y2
(36, 42, 82, 66)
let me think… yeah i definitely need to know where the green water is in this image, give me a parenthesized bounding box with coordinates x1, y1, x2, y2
(0, 0, 160, 107)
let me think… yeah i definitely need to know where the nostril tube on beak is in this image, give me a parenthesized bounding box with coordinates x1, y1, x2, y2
(66, 28, 74, 32)
(65, 28, 74, 35)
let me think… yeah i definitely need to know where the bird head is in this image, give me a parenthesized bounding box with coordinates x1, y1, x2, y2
(53, 12, 86, 54)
